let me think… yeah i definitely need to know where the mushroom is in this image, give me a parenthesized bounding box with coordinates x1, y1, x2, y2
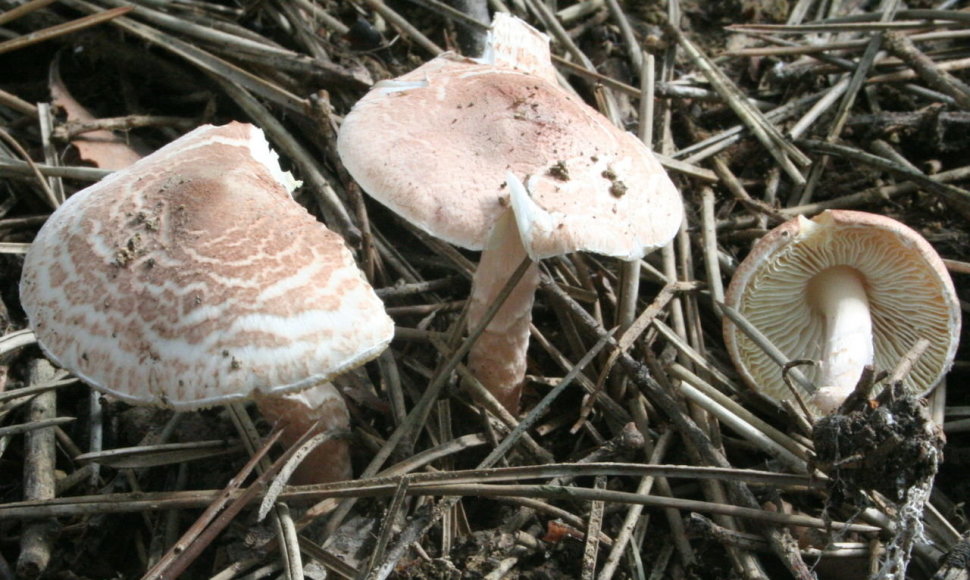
(337, 14, 682, 412)
(253, 383, 353, 483)
(723, 209, 960, 415)
(20, 122, 393, 482)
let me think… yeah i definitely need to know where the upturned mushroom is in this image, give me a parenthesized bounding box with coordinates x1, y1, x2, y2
(338, 14, 682, 412)
(723, 209, 960, 415)
(20, 122, 393, 482)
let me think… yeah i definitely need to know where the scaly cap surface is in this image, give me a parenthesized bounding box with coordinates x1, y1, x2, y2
(21, 122, 394, 409)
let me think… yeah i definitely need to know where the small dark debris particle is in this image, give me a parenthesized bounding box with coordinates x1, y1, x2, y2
(610, 181, 628, 197)
(113, 248, 133, 268)
(548, 161, 569, 181)
(139, 213, 160, 231)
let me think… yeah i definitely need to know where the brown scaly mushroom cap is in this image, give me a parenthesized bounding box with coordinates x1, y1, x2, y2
(337, 13, 682, 259)
(723, 209, 960, 414)
(21, 122, 394, 410)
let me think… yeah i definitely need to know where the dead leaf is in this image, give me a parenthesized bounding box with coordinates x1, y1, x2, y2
(49, 58, 142, 170)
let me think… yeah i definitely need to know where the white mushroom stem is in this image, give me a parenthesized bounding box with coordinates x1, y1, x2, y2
(467, 209, 540, 413)
(254, 383, 353, 484)
(808, 265, 874, 414)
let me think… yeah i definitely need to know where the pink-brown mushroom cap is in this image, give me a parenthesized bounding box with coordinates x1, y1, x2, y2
(337, 49, 682, 259)
(21, 122, 394, 410)
(723, 209, 961, 411)
(338, 15, 682, 414)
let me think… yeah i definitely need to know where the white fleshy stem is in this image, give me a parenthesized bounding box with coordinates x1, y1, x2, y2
(467, 209, 540, 413)
(809, 265, 874, 414)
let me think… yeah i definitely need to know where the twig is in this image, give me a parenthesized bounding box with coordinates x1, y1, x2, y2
(438, 355, 552, 463)
(598, 428, 688, 577)
(0, 0, 57, 26)
(797, 138, 970, 219)
(701, 187, 725, 306)
(887, 338, 932, 387)
(53, 115, 199, 140)
(728, 28, 970, 58)
(0, 159, 109, 181)
(669, 363, 810, 462)
(0, 6, 132, 55)
(0, 128, 58, 208)
(673, 370, 808, 473)
(0, 417, 74, 438)
(883, 31, 970, 109)
(603, 0, 641, 72)
(35, 105, 64, 205)
(480, 330, 613, 468)
(869, 55, 970, 84)
(719, 304, 816, 395)
(783, 163, 970, 215)
(664, 20, 809, 184)
(15, 360, 59, 580)
(140, 428, 283, 580)
(0, 379, 75, 405)
(0, 462, 820, 517)
(319, 257, 535, 535)
(543, 280, 814, 579)
(726, 11, 970, 34)
(796, 0, 901, 206)
(676, 89, 825, 165)
(59, 0, 309, 114)
(358, 0, 442, 55)
(581, 475, 608, 580)
(360, 476, 411, 579)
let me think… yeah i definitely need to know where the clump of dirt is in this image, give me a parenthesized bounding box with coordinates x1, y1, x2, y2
(812, 386, 944, 505)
